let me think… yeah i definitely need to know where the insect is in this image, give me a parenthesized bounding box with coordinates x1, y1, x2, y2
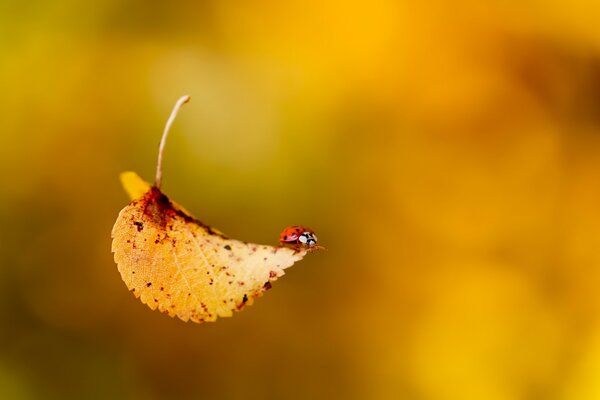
(280, 226, 320, 251)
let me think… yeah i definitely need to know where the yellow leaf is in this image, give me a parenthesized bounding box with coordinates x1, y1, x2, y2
(111, 96, 317, 323)
(111, 174, 307, 323)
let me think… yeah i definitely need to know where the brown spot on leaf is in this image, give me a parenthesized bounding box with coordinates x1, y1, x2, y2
(224, 244, 232, 251)
(141, 187, 229, 239)
(133, 221, 144, 231)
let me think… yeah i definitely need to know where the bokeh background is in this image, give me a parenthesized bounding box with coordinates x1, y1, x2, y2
(3, 1, 600, 399)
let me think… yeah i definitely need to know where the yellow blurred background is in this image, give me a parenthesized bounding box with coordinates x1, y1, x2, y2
(3, 1, 600, 399)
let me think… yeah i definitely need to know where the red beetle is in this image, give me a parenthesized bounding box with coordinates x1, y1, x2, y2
(279, 225, 319, 250)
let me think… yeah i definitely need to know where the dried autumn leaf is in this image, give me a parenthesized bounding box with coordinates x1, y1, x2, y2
(111, 96, 310, 323)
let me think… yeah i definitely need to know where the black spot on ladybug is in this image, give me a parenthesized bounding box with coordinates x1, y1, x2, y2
(284, 235, 288, 240)
(133, 221, 144, 231)
(224, 245, 232, 250)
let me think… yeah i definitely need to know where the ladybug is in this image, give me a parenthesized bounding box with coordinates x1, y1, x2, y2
(279, 225, 319, 250)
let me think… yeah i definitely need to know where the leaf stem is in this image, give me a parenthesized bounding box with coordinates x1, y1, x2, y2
(155, 95, 191, 189)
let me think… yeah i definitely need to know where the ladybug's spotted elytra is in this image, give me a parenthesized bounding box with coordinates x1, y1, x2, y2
(279, 225, 320, 251)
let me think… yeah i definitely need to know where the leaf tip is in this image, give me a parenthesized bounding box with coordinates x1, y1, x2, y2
(120, 171, 151, 200)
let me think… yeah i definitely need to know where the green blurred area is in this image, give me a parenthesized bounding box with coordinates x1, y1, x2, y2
(3, 1, 600, 399)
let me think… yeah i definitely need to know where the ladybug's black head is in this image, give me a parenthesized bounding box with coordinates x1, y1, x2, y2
(298, 231, 318, 247)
